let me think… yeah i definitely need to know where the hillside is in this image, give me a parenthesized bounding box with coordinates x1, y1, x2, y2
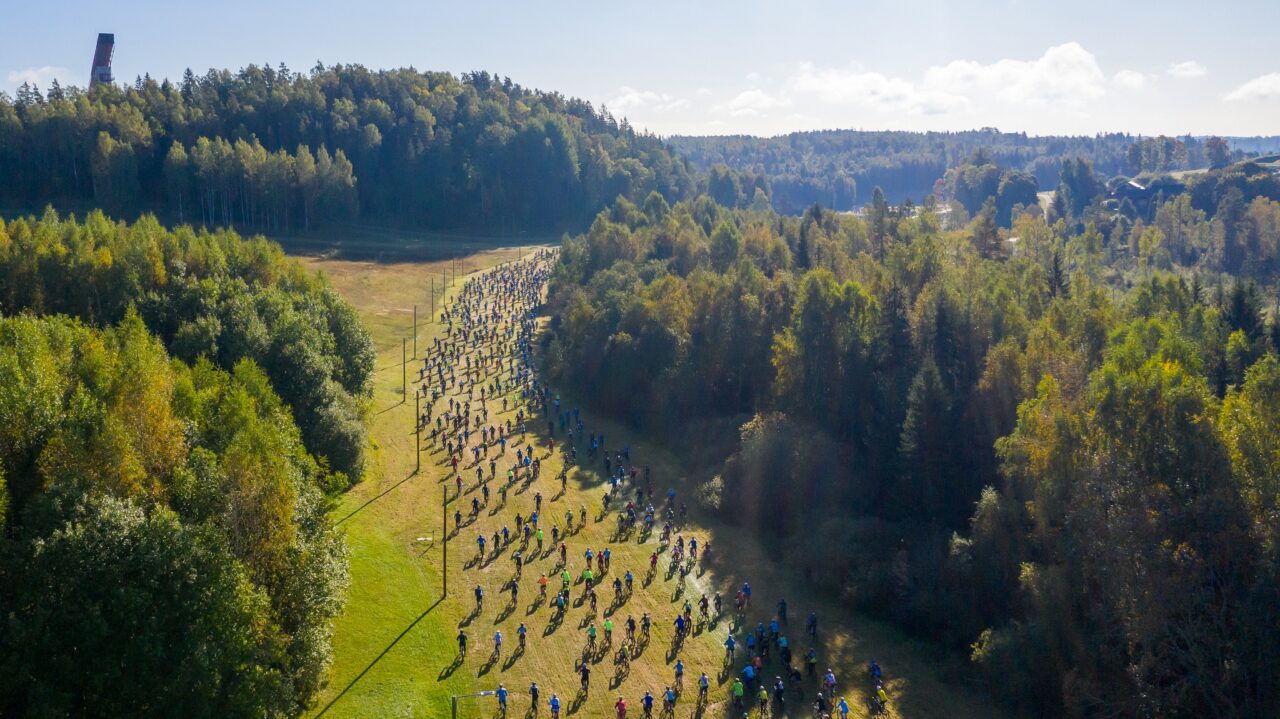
(667, 129, 1280, 212)
(0, 66, 695, 235)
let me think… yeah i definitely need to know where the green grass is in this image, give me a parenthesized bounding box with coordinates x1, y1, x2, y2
(276, 226, 560, 262)
(301, 250, 1003, 719)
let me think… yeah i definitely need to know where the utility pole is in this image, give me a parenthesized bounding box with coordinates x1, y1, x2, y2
(402, 338, 407, 403)
(430, 276, 435, 322)
(414, 389, 421, 474)
(413, 305, 417, 359)
(442, 485, 448, 599)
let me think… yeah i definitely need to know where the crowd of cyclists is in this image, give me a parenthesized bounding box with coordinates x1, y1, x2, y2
(423, 250, 892, 717)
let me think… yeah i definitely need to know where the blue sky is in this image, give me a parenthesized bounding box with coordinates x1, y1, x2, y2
(4, 0, 1279, 137)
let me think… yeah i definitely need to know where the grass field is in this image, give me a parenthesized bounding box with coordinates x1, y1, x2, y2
(300, 248, 1002, 719)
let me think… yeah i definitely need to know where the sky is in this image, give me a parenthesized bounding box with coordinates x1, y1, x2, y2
(4, 0, 1279, 138)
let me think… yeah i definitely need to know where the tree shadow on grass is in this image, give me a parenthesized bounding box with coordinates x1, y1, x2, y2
(313, 596, 443, 717)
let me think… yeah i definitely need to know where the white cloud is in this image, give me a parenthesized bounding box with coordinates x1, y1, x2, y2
(1225, 72, 1280, 102)
(719, 88, 791, 117)
(6, 65, 75, 89)
(922, 42, 1106, 105)
(1113, 69, 1147, 89)
(609, 86, 689, 113)
(789, 42, 1105, 116)
(1167, 60, 1207, 79)
(791, 62, 967, 114)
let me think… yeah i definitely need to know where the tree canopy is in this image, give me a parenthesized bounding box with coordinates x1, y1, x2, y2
(545, 186, 1280, 717)
(1, 66, 697, 234)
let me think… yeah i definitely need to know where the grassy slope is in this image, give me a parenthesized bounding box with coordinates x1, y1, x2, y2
(302, 249, 1002, 719)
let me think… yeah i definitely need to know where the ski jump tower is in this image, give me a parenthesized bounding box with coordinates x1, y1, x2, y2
(89, 33, 114, 87)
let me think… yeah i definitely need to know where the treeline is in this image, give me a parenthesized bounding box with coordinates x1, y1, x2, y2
(667, 129, 1263, 212)
(543, 185, 1280, 716)
(1, 65, 697, 233)
(0, 210, 373, 484)
(0, 313, 347, 717)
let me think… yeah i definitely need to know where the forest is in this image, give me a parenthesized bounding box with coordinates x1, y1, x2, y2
(5, 55, 1280, 718)
(542, 156, 1280, 716)
(668, 129, 1275, 212)
(0, 66, 696, 234)
(0, 212, 371, 717)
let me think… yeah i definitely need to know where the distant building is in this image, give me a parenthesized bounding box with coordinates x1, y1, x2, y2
(89, 33, 114, 87)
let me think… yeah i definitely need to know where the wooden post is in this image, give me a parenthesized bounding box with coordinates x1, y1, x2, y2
(442, 485, 448, 599)
(402, 338, 407, 403)
(415, 389, 421, 474)
(413, 305, 417, 359)
(430, 276, 435, 322)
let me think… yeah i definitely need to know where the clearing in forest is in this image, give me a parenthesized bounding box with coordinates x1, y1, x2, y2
(301, 248, 1000, 719)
